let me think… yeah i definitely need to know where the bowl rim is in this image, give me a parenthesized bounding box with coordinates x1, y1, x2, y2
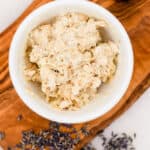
(9, 0, 134, 123)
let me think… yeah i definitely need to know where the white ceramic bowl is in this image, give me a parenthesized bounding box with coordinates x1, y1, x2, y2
(9, 0, 133, 123)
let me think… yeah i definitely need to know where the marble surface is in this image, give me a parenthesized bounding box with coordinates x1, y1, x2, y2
(0, 0, 32, 33)
(90, 88, 150, 150)
(0, 1, 150, 149)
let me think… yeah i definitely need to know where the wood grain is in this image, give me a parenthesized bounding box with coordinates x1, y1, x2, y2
(0, 0, 150, 149)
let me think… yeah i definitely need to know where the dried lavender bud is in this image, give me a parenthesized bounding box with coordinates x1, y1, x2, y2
(0, 131, 5, 140)
(104, 132, 135, 150)
(111, 131, 117, 137)
(102, 136, 107, 146)
(81, 127, 90, 136)
(69, 127, 77, 134)
(49, 121, 60, 130)
(16, 143, 22, 148)
(13, 121, 81, 150)
(133, 133, 136, 138)
(17, 114, 23, 121)
(73, 137, 80, 145)
(81, 143, 96, 150)
(83, 131, 136, 150)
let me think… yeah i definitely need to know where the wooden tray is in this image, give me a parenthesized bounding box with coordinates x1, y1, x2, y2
(0, 0, 150, 149)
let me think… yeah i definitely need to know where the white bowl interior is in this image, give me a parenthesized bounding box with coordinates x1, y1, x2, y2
(9, 0, 133, 123)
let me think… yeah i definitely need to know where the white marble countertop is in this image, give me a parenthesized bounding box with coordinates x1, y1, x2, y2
(0, 1, 150, 149)
(91, 88, 150, 150)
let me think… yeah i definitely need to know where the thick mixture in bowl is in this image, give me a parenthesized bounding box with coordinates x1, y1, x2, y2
(24, 12, 119, 110)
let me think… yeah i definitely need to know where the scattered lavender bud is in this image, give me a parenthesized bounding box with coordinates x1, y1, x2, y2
(11, 121, 85, 150)
(84, 131, 136, 150)
(134, 133, 136, 138)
